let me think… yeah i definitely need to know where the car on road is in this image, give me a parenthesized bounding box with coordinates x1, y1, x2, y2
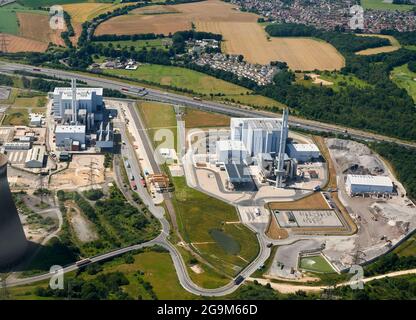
(234, 275, 245, 285)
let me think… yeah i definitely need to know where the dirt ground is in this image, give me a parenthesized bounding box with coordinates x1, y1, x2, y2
(355, 34, 401, 55)
(268, 192, 330, 210)
(96, 0, 344, 70)
(17, 12, 65, 47)
(0, 33, 48, 53)
(50, 154, 107, 190)
(66, 200, 98, 243)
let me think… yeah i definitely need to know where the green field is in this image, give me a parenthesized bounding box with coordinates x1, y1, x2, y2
(95, 39, 170, 51)
(319, 72, 372, 91)
(172, 176, 259, 277)
(16, 0, 105, 7)
(391, 64, 416, 102)
(104, 64, 249, 95)
(3, 108, 29, 125)
(219, 94, 285, 110)
(394, 235, 416, 257)
(138, 101, 177, 149)
(361, 0, 415, 11)
(299, 255, 335, 273)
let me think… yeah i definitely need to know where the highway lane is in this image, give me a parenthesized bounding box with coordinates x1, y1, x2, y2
(0, 62, 415, 149)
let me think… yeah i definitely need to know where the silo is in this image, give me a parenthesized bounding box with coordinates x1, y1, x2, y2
(0, 154, 28, 268)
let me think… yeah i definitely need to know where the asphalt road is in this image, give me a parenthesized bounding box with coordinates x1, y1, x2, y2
(0, 62, 415, 149)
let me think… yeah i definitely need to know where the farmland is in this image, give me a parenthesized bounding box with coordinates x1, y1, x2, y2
(95, 0, 345, 70)
(104, 64, 248, 95)
(95, 38, 170, 51)
(355, 34, 401, 55)
(0, 33, 48, 53)
(361, 0, 415, 11)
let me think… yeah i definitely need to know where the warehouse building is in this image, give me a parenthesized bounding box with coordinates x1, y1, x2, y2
(346, 174, 394, 195)
(25, 146, 45, 168)
(4, 142, 31, 150)
(287, 143, 320, 162)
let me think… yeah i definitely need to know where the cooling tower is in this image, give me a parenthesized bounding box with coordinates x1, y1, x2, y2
(0, 153, 28, 268)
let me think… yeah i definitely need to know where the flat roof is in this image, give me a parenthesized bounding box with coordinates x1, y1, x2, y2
(346, 174, 393, 187)
(55, 125, 86, 134)
(231, 117, 284, 131)
(288, 143, 320, 152)
(216, 140, 247, 151)
(54, 87, 103, 100)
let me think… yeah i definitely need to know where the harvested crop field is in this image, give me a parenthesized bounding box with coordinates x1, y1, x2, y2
(355, 34, 401, 55)
(62, 3, 129, 24)
(96, 0, 344, 70)
(17, 12, 65, 46)
(0, 33, 48, 53)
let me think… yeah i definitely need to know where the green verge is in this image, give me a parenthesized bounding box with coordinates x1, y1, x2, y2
(391, 63, 416, 102)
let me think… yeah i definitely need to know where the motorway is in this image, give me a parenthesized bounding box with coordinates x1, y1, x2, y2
(0, 62, 415, 149)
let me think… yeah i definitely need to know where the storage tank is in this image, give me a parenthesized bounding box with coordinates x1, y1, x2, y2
(0, 154, 28, 268)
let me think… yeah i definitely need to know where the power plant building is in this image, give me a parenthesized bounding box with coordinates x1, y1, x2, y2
(216, 140, 248, 164)
(25, 145, 45, 168)
(0, 153, 28, 267)
(346, 174, 394, 195)
(52, 87, 103, 120)
(55, 125, 86, 147)
(287, 143, 320, 162)
(230, 118, 288, 156)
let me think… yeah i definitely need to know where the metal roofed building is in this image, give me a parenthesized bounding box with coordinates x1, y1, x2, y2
(25, 145, 45, 168)
(287, 143, 320, 162)
(345, 174, 394, 195)
(55, 125, 86, 146)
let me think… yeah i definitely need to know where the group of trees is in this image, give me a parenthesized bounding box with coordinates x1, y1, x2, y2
(35, 272, 131, 300)
(369, 142, 416, 200)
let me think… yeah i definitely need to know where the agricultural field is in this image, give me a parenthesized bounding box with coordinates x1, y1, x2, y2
(391, 64, 416, 102)
(96, 0, 345, 70)
(219, 94, 286, 110)
(361, 0, 415, 11)
(172, 176, 259, 277)
(105, 64, 248, 95)
(355, 34, 401, 55)
(17, 12, 65, 46)
(299, 255, 335, 273)
(16, 0, 113, 7)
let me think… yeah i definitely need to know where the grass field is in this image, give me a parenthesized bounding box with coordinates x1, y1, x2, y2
(96, 0, 344, 70)
(361, 0, 415, 11)
(172, 176, 259, 276)
(17, 0, 110, 7)
(394, 235, 416, 257)
(219, 94, 286, 110)
(105, 64, 248, 95)
(391, 64, 416, 102)
(355, 34, 401, 55)
(138, 101, 177, 149)
(95, 38, 170, 51)
(3, 108, 29, 125)
(183, 108, 230, 128)
(62, 2, 127, 24)
(318, 72, 372, 91)
(299, 255, 335, 273)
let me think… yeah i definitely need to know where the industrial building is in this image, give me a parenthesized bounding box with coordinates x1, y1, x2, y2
(287, 143, 320, 162)
(4, 142, 31, 150)
(346, 174, 394, 195)
(216, 140, 249, 164)
(230, 117, 288, 156)
(52, 80, 114, 151)
(25, 145, 45, 168)
(55, 125, 86, 147)
(52, 86, 103, 120)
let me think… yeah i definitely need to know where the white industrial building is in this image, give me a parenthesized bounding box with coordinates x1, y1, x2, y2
(230, 117, 288, 156)
(25, 146, 45, 168)
(52, 86, 103, 120)
(287, 143, 320, 162)
(216, 140, 249, 164)
(55, 125, 86, 147)
(346, 174, 394, 195)
(4, 142, 31, 150)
